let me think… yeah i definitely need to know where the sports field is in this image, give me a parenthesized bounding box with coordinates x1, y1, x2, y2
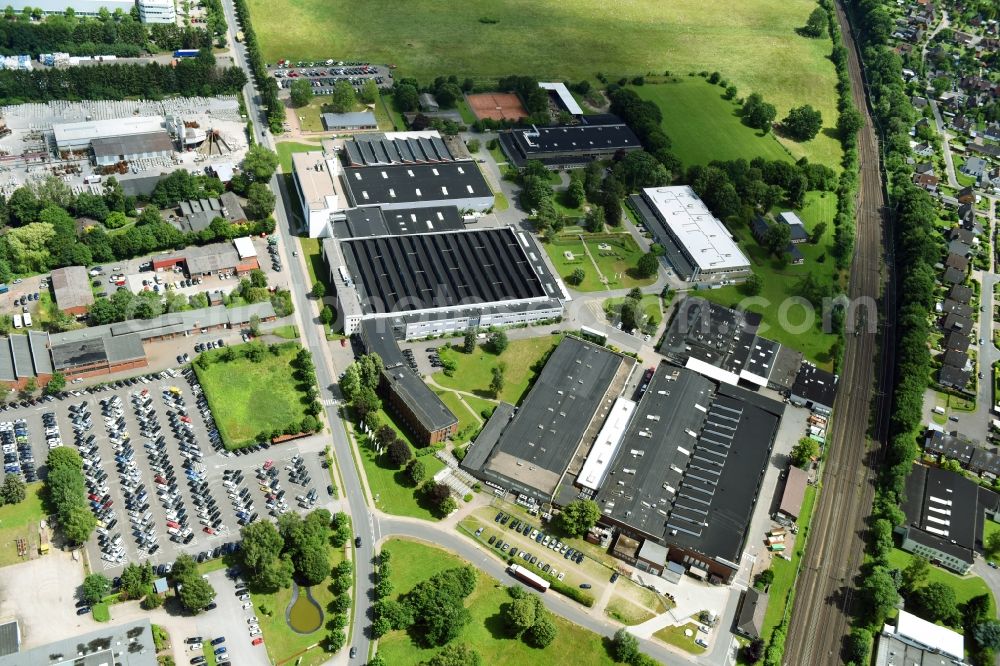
(247, 0, 840, 166)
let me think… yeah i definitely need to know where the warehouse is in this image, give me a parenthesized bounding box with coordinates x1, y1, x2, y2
(52, 116, 173, 158)
(322, 112, 378, 132)
(595, 364, 784, 584)
(330, 205, 465, 239)
(291, 150, 348, 238)
(151, 239, 259, 276)
(789, 363, 838, 415)
(340, 162, 494, 212)
(0, 331, 53, 389)
(91, 131, 174, 166)
(324, 226, 565, 337)
(342, 131, 454, 167)
(628, 186, 751, 281)
(461, 336, 635, 505)
(0, 618, 157, 666)
(49, 265, 95, 315)
(49, 332, 148, 379)
(4, 0, 134, 18)
(498, 115, 641, 169)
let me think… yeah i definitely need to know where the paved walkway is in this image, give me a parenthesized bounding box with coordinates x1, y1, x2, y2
(930, 99, 960, 188)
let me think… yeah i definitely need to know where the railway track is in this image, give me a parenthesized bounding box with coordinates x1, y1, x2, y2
(782, 1, 895, 664)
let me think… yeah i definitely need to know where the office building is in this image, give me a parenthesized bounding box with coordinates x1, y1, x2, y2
(499, 115, 641, 169)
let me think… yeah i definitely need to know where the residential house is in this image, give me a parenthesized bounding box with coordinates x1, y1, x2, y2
(913, 142, 934, 157)
(957, 186, 976, 204)
(914, 161, 934, 174)
(949, 284, 973, 304)
(913, 172, 940, 191)
(939, 364, 970, 390)
(945, 252, 969, 273)
(962, 156, 988, 179)
(944, 331, 970, 353)
(942, 266, 966, 285)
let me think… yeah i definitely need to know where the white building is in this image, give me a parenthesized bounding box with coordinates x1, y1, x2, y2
(876, 610, 965, 665)
(6, 0, 175, 22)
(291, 151, 347, 239)
(137, 0, 176, 23)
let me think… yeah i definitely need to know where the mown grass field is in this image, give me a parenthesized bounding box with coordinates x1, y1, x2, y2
(886, 547, 995, 616)
(247, 0, 840, 166)
(634, 79, 796, 167)
(194, 343, 310, 448)
(433, 335, 562, 404)
(0, 483, 46, 567)
(377, 538, 617, 666)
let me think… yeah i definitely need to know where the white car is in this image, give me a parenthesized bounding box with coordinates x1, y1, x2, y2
(238, 594, 250, 601)
(189, 643, 202, 651)
(242, 601, 253, 610)
(246, 615, 258, 624)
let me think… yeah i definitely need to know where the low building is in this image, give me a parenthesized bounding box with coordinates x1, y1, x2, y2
(949, 284, 973, 304)
(340, 162, 494, 213)
(538, 82, 584, 116)
(897, 464, 1000, 574)
(175, 192, 246, 233)
(330, 205, 465, 239)
(49, 265, 95, 315)
(875, 610, 965, 665)
(0, 618, 157, 666)
(91, 131, 174, 167)
(789, 363, 838, 415)
(0, 621, 17, 658)
(321, 112, 377, 132)
(151, 240, 259, 276)
(628, 187, 751, 282)
(358, 320, 457, 445)
(962, 156, 988, 179)
(0, 331, 54, 389)
(735, 588, 768, 640)
(777, 465, 809, 523)
(938, 364, 970, 391)
(942, 266, 966, 285)
(924, 430, 977, 466)
(777, 212, 809, 243)
(342, 131, 454, 167)
(943, 331, 970, 353)
(461, 336, 635, 505)
(52, 115, 169, 156)
(419, 93, 440, 112)
(498, 115, 641, 169)
(49, 332, 148, 379)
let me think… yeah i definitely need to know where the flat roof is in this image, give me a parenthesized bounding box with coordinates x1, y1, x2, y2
(28, 330, 52, 375)
(901, 465, 981, 560)
(595, 364, 783, 564)
(53, 116, 165, 146)
(874, 632, 961, 666)
(292, 151, 344, 212)
(339, 227, 549, 315)
(10, 335, 31, 378)
(508, 122, 639, 156)
(50, 333, 144, 371)
(332, 205, 464, 239)
(0, 620, 17, 657)
(343, 133, 453, 167)
(232, 236, 257, 259)
(538, 82, 584, 115)
(0, 618, 156, 666)
(469, 336, 631, 502)
(791, 363, 838, 408)
(91, 131, 174, 158)
(578, 397, 636, 491)
(50, 265, 95, 310)
(341, 162, 492, 207)
(641, 186, 751, 273)
(894, 610, 964, 662)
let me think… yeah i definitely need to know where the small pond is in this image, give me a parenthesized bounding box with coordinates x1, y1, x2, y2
(286, 583, 323, 634)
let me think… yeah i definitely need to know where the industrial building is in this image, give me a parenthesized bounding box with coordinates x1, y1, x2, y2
(498, 114, 641, 169)
(874, 610, 965, 666)
(5, 0, 134, 18)
(342, 132, 455, 167)
(0, 331, 53, 389)
(291, 150, 348, 238)
(136, 0, 175, 22)
(49, 265, 95, 315)
(460, 336, 636, 504)
(897, 464, 1000, 574)
(0, 618, 157, 666)
(330, 205, 465, 239)
(152, 239, 259, 276)
(628, 186, 752, 281)
(659, 297, 802, 391)
(594, 364, 784, 584)
(358, 320, 458, 445)
(52, 116, 174, 164)
(175, 192, 247, 233)
(340, 162, 493, 212)
(789, 363, 838, 415)
(324, 225, 565, 337)
(322, 112, 377, 132)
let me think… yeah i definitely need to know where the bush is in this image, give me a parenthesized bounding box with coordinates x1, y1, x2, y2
(550, 579, 594, 606)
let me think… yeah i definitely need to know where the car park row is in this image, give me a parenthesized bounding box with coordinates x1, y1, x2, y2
(486, 511, 586, 584)
(3, 418, 37, 481)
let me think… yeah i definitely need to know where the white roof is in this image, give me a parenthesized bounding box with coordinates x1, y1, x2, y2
(292, 151, 344, 213)
(894, 610, 964, 661)
(685, 356, 739, 386)
(538, 82, 584, 116)
(642, 186, 751, 272)
(53, 116, 166, 145)
(232, 236, 257, 259)
(578, 398, 636, 490)
(778, 211, 805, 227)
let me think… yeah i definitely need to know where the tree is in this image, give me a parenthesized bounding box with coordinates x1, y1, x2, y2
(487, 330, 508, 355)
(565, 178, 585, 208)
(612, 628, 639, 663)
(568, 268, 586, 286)
(463, 331, 477, 353)
(901, 555, 929, 592)
(330, 80, 357, 113)
(974, 621, 1000, 650)
(838, 107, 863, 140)
(359, 78, 379, 104)
(319, 305, 334, 326)
(290, 77, 313, 107)
(119, 562, 153, 600)
(386, 438, 412, 468)
(526, 613, 556, 648)
(393, 83, 419, 112)
(636, 252, 659, 278)
(744, 637, 765, 663)
(406, 458, 426, 485)
(177, 574, 215, 613)
(743, 273, 763, 296)
(764, 222, 791, 256)
(243, 145, 279, 182)
(754, 568, 775, 590)
(506, 596, 537, 635)
(245, 182, 276, 220)
(44, 372, 66, 395)
(619, 297, 644, 332)
(742, 93, 777, 132)
(913, 582, 960, 626)
(0, 473, 25, 504)
(614, 150, 669, 189)
(61, 504, 97, 545)
(810, 221, 827, 244)
(556, 500, 600, 537)
(82, 573, 111, 604)
(985, 530, 1000, 558)
(844, 628, 872, 665)
(241, 521, 291, 591)
(403, 566, 476, 646)
(584, 205, 605, 233)
(422, 643, 482, 666)
(782, 105, 823, 141)
(311, 280, 327, 299)
(861, 567, 899, 625)
(489, 365, 505, 398)
(790, 437, 819, 467)
(800, 6, 828, 37)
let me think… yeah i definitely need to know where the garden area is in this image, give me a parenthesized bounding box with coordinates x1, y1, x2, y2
(885, 548, 995, 615)
(760, 485, 816, 642)
(374, 538, 619, 666)
(543, 233, 655, 292)
(432, 335, 562, 404)
(653, 622, 707, 655)
(193, 342, 320, 448)
(0, 482, 45, 568)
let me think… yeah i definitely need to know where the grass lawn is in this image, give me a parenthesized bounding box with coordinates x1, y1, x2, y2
(247, 0, 839, 166)
(760, 484, 817, 642)
(0, 483, 45, 567)
(92, 603, 111, 622)
(293, 99, 380, 133)
(378, 538, 618, 666)
(543, 233, 654, 292)
(434, 390, 485, 444)
(604, 294, 662, 331)
(654, 622, 706, 655)
(886, 548, 995, 615)
(635, 80, 793, 167)
(250, 544, 343, 666)
(354, 408, 447, 520)
(297, 235, 329, 293)
(194, 342, 311, 448)
(201, 645, 218, 666)
(984, 520, 1000, 559)
(699, 191, 842, 369)
(433, 335, 562, 404)
(270, 324, 300, 340)
(605, 596, 655, 626)
(543, 237, 605, 292)
(275, 140, 323, 173)
(953, 158, 978, 188)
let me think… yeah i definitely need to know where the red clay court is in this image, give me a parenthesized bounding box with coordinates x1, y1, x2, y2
(466, 93, 528, 121)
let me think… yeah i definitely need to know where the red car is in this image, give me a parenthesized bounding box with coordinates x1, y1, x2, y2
(88, 493, 100, 501)
(203, 527, 215, 535)
(252, 637, 264, 646)
(263, 459, 274, 470)
(166, 520, 179, 529)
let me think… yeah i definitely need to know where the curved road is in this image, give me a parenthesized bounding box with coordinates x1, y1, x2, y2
(784, 2, 894, 664)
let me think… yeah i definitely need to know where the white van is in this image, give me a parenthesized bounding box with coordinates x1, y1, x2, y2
(12, 314, 22, 329)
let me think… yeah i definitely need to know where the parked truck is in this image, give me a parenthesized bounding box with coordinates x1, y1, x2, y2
(508, 564, 550, 592)
(0, 283, 7, 294)
(173, 49, 200, 58)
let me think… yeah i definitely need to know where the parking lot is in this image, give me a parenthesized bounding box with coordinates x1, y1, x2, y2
(268, 60, 392, 95)
(0, 365, 328, 575)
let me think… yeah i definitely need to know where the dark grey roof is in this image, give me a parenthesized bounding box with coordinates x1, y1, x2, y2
(628, 194, 696, 278)
(924, 430, 976, 464)
(321, 112, 376, 130)
(502, 121, 640, 160)
(941, 299, 972, 319)
(944, 331, 970, 352)
(119, 174, 164, 198)
(0, 618, 155, 666)
(50, 337, 109, 371)
(332, 205, 465, 239)
(358, 320, 457, 433)
(942, 266, 966, 284)
(901, 465, 983, 564)
(341, 162, 491, 207)
(970, 448, 1000, 477)
(461, 402, 516, 474)
(736, 588, 768, 639)
(942, 313, 972, 332)
(0, 340, 14, 382)
(945, 253, 969, 271)
(91, 130, 173, 159)
(340, 227, 548, 314)
(948, 239, 972, 257)
(105, 333, 145, 364)
(344, 134, 453, 167)
(10, 334, 31, 378)
(949, 284, 973, 304)
(939, 364, 970, 389)
(790, 363, 838, 409)
(595, 365, 783, 565)
(466, 336, 630, 502)
(0, 620, 17, 657)
(941, 349, 968, 369)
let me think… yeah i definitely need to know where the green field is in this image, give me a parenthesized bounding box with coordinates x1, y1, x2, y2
(275, 140, 324, 172)
(0, 483, 45, 567)
(434, 390, 486, 444)
(194, 343, 311, 448)
(247, 0, 840, 166)
(886, 548, 995, 616)
(433, 335, 562, 404)
(700, 191, 842, 368)
(355, 408, 447, 520)
(543, 233, 655, 292)
(635, 80, 795, 167)
(654, 623, 706, 654)
(604, 294, 663, 331)
(377, 538, 617, 666)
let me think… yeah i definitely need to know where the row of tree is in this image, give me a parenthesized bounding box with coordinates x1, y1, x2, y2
(240, 508, 332, 591)
(45, 448, 96, 544)
(231, 0, 282, 132)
